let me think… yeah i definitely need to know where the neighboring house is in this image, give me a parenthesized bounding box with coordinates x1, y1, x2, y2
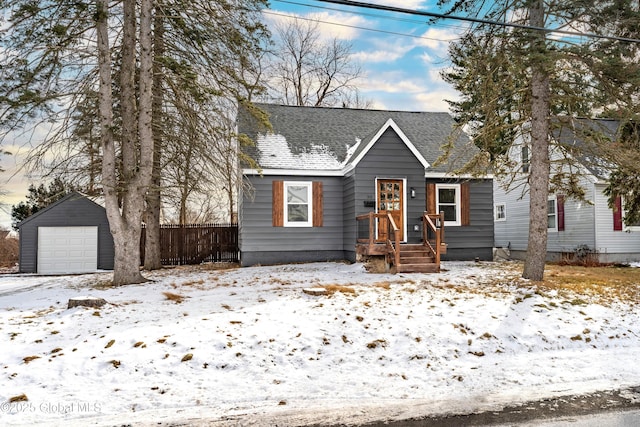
(237, 103, 494, 271)
(493, 118, 640, 263)
(18, 191, 114, 274)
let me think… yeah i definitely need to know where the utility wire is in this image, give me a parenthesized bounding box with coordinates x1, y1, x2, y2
(272, 0, 469, 34)
(263, 10, 459, 42)
(312, 0, 640, 44)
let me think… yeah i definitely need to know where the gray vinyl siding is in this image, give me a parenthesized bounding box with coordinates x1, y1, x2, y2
(342, 170, 357, 261)
(352, 128, 427, 244)
(240, 175, 345, 266)
(428, 178, 495, 260)
(18, 194, 114, 273)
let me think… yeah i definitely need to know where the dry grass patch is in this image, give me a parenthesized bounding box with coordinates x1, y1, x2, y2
(23, 355, 40, 364)
(321, 284, 356, 296)
(464, 262, 640, 304)
(162, 291, 186, 304)
(9, 394, 28, 403)
(181, 279, 205, 288)
(373, 281, 391, 290)
(540, 264, 640, 303)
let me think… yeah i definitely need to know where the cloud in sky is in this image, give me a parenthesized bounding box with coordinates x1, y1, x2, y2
(264, 1, 462, 113)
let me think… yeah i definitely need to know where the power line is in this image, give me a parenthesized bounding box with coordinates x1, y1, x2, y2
(263, 10, 459, 43)
(312, 0, 640, 44)
(272, 0, 469, 34)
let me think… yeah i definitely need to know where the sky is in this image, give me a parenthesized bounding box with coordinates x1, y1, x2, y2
(1, 261, 639, 426)
(265, 0, 464, 111)
(0, 0, 466, 229)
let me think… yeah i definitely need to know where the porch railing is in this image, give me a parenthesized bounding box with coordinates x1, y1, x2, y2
(356, 212, 401, 268)
(422, 211, 445, 266)
(356, 211, 445, 272)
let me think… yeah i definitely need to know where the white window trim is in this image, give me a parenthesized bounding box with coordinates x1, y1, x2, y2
(435, 183, 461, 227)
(547, 196, 558, 233)
(283, 181, 313, 227)
(494, 203, 506, 222)
(622, 196, 640, 232)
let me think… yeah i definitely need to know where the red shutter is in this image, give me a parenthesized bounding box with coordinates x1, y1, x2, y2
(557, 195, 565, 232)
(613, 196, 623, 231)
(312, 181, 323, 227)
(461, 182, 470, 226)
(272, 181, 284, 227)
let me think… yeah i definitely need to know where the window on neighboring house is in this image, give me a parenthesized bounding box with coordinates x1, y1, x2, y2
(622, 196, 640, 230)
(522, 145, 531, 173)
(521, 146, 530, 173)
(495, 203, 506, 221)
(284, 181, 312, 227)
(436, 184, 461, 226)
(547, 197, 557, 231)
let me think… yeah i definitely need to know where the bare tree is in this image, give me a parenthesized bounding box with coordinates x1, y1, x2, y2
(265, 17, 368, 107)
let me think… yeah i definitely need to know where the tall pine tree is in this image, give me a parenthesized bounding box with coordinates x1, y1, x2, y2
(440, 0, 640, 279)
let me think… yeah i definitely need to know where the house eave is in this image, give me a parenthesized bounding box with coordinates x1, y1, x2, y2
(425, 172, 494, 179)
(243, 168, 345, 177)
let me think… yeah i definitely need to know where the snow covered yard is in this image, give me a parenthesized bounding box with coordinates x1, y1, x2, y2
(1, 261, 639, 427)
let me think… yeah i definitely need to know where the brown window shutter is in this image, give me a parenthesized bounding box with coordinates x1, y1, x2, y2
(557, 195, 565, 231)
(312, 181, 323, 227)
(613, 195, 623, 231)
(461, 182, 470, 226)
(426, 183, 436, 214)
(272, 181, 284, 227)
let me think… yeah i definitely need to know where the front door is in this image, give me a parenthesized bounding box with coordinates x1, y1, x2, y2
(377, 179, 404, 242)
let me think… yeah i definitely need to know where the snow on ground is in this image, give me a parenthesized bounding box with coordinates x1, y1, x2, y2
(1, 261, 639, 427)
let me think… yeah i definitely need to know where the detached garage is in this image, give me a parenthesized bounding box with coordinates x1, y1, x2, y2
(18, 192, 114, 274)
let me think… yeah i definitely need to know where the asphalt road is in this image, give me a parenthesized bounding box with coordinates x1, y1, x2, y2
(357, 386, 640, 427)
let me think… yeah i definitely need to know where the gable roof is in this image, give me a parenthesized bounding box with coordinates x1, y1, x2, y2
(17, 191, 105, 228)
(552, 118, 621, 180)
(238, 103, 474, 175)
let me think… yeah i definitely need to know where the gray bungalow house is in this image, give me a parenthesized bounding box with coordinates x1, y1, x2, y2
(237, 103, 494, 272)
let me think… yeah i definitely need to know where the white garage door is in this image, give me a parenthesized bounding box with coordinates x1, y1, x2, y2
(38, 226, 98, 274)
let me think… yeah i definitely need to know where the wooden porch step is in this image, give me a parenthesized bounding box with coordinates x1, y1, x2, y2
(398, 243, 438, 273)
(396, 263, 440, 273)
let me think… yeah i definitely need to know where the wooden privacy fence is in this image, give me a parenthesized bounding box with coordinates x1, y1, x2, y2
(140, 223, 239, 265)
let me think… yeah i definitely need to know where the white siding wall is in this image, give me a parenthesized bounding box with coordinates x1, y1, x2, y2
(594, 183, 640, 262)
(493, 141, 597, 253)
(493, 179, 530, 250)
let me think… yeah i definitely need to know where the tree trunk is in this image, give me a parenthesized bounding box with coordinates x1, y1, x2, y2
(144, 8, 164, 271)
(97, 0, 155, 286)
(523, 0, 551, 281)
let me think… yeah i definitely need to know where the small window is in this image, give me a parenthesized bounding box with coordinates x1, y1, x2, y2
(521, 146, 530, 173)
(622, 196, 640, 230)
(547, 198, 557, 232)
(436, 184, 461, 226)
(495, 203, 506, 221)
(284, 182, 312, 227)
